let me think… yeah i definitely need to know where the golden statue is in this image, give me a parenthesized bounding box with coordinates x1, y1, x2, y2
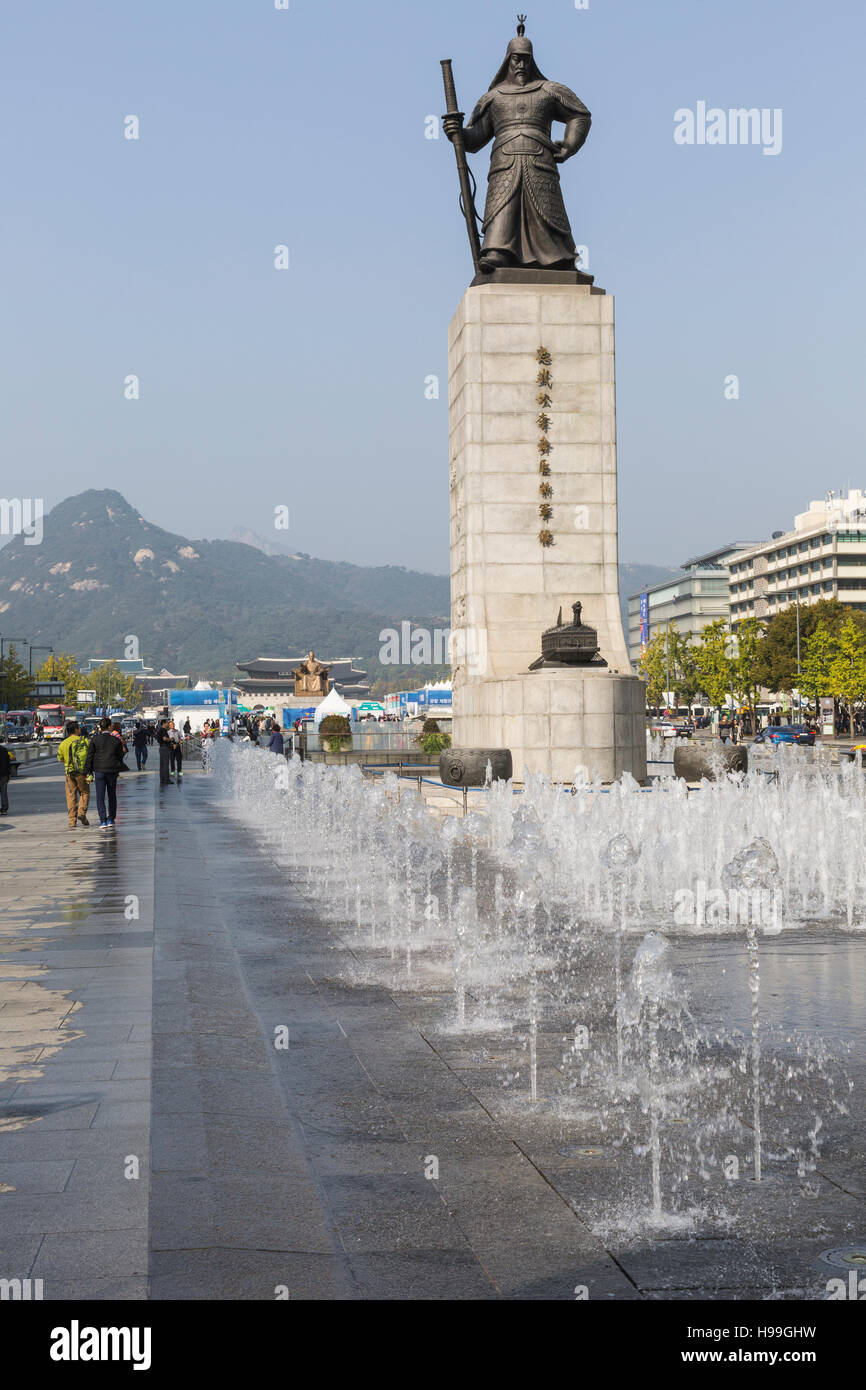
(293, 651, 329, 696)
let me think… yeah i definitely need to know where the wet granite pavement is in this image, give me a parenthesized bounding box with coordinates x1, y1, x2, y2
(0, 758, 152, 1299)
(1, 761, 864, 1299)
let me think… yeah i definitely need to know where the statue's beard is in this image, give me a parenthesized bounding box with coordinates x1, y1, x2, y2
(513, 72, 527, 85)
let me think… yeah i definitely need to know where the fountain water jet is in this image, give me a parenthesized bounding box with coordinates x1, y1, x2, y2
(602, 833, 641, 1078)
(721, 836, 780, 1184)
(208, 741, 854, 1238)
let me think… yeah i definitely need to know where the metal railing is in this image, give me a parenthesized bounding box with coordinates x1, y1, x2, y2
(302, 729, 432, 752)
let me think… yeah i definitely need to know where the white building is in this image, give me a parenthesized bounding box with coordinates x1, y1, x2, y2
(730, 489, 866, 622)
(627, 544, 755, 666)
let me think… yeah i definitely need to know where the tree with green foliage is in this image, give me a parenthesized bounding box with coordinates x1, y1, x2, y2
(751, 606, 799, 695)
(731, 617, 766, 731)
(692, 620, 735, 711)
(752, 599, 866, 704)
(637, 625, 696, 708)
(36, 651, 81, 704)
(90, 660, 137, 709)
(797, 621, 839, 714)
(636, 631, 667, 704)
(669, 628, 699, 705)
(828, 615, 866, 736)
(0, 644, 33, 709)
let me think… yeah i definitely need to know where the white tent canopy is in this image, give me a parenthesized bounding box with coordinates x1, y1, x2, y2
(313, 687, 353, 725)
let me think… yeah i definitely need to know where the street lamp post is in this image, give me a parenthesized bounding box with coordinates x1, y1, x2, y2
(785, 590, 802, 724)
(795, 593, 801, 721)
(666, 626, 670, 713)
(29, 645, 54, 676)
(28, 646, 55, 714)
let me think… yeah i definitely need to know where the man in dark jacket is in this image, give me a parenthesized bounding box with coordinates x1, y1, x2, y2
(0, 742, 12, 814)
(168, 721, 183, 780)
(132, 721, 149, 771)
(155, 720, 173, 784)
(84, 716, 124, 828)
(267, 727, 284, 755)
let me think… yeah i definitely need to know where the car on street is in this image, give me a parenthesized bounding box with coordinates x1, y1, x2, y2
(3, 710, 36, 743)
(650, 722, 692, 740)
(752, 724, 815, 746)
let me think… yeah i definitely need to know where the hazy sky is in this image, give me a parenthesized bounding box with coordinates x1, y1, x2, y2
(3, 0, 864, 573)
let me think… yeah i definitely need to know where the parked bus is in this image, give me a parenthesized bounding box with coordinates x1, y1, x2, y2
(37, 704, 77, 740)
(3, 709, 36, 743)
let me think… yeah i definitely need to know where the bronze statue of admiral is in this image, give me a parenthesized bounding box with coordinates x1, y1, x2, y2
(442, 20, 591, 274)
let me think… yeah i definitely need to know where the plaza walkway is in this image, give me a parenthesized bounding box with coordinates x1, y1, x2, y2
(0, 761, 634, 1299)
(1, 760, 864, 1300)
(0, 759, 153, 1298)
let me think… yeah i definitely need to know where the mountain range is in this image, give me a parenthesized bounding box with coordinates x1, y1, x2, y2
(0, 491, 675, 687)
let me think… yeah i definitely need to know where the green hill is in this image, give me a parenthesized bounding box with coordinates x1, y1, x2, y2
(0, 490, 450, 683)
(0, 490, 674, 686)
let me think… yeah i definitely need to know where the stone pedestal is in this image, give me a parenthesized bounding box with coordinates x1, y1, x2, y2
(448, 280, 645, 783)
(455, 666, 646, 785)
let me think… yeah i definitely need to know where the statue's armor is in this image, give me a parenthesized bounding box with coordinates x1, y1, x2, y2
(466, 80, 590, 261)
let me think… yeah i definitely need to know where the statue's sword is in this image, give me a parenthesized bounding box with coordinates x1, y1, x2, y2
(440, 59, 482, 276)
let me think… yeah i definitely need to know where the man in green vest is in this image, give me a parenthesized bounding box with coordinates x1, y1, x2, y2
(57, 720, 91, 828)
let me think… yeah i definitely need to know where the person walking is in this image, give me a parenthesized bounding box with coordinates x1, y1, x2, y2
(168, 720, 184, 780)
(267, 725, 284, 756)
(132, 721, 149, 771)
(0, 740, 12, 815)
(57, 720, 91, 828)
(155, 719, 174, 784)
(183, 717, 191, 739)
(84, 716, 124, 828)
(110, 721, 129, 766)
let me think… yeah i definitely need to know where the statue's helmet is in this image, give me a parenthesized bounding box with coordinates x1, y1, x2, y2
(489, 35, 547, 90)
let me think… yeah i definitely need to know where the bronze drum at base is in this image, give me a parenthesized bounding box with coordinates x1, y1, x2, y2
(674, 744, 748, 781)
(440, 748, 513, 787)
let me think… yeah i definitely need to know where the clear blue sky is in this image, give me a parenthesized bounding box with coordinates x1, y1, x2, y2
(3, 0, 864, 572)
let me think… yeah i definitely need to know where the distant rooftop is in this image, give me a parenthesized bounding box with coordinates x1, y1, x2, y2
(680, 542, 757, 571)
(236, 656, 368, 679)
(735, 489, 866, 554)
(627, 543, 755, 599)
(83, 656, 153, 675)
